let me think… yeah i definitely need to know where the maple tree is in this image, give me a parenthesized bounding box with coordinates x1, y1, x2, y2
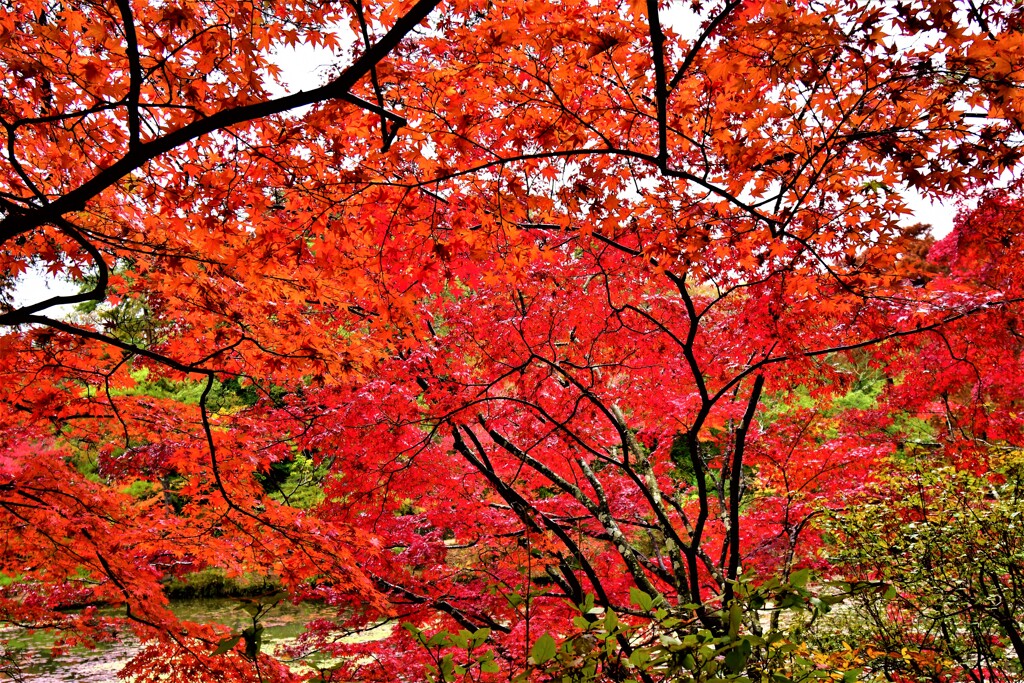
(1, 0, 1024, 680)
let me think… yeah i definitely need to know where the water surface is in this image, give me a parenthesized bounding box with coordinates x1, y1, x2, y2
(2, 598, 339, 682)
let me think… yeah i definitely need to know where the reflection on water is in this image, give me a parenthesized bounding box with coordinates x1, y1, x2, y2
(1, 599, 339, 682)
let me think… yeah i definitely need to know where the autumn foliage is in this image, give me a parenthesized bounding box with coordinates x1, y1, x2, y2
(2, 0, 1024, 680)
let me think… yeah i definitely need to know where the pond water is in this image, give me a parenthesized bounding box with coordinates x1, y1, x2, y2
(1, 599, 343, 682)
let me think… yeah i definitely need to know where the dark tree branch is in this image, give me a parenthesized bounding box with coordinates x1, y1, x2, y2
(645, 0, 669, 165)
(113, 0, 143, 148)
(669, 1, 741, 90)
(0, 0, 442, 249)
(0, 217, 109, 325)
(723, 374, 764, 605)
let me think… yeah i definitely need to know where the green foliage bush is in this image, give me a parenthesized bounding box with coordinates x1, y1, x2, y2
(819, 458, 1024, 682)
(162, 569, 282, 600)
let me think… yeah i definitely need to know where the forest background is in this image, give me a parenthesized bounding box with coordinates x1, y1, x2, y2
(2, 0, 1024, 681)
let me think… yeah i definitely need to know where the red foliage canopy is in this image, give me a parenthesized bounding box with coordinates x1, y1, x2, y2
(1, 0, 1023, 679)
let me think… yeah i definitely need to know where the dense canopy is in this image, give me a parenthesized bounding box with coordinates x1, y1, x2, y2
(1, 0, 1023, 680)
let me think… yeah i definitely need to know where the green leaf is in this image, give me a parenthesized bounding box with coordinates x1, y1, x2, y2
(531, 633, 557, 664)
(725, 646, 747, 674)
(630, 587, 653, 611)
(402, 622, 427, 645)
(428, 631, 450, 647)
(440, 655, 455, 681)
(258, 590, 288, 605)
(481, 660, 500, 673)
(242, 625, 264, 659)
(790, 568, 810, 588)
(728, 601, 742, 637)
(604, 609, 619, 633)
(213, 634, 241, 656)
